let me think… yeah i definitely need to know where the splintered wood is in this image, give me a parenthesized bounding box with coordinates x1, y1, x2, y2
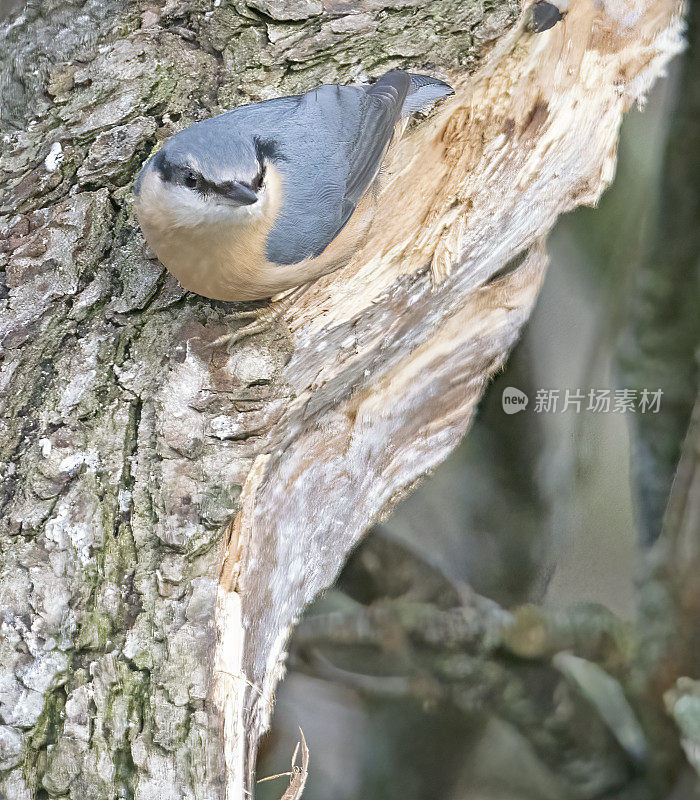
(214, 0, 684, 797)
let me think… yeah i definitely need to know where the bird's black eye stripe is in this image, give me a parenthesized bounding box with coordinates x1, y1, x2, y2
(153, 149, 173, 182)
(253, 135, 284, 163)
(176, 167, 214, 196)
(154, 155, 213, 195)
(252, 162, 266, 191)
(252, 135, 283, 192)
(183, 169, 199, 189)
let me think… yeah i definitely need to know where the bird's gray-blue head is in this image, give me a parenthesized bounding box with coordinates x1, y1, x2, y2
(136, 116, 280, 230)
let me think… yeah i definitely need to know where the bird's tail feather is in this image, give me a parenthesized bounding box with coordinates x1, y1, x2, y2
(368, 71, 453, 116)
(402, 73, 454, 115)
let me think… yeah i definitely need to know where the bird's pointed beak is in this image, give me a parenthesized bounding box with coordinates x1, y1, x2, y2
(222, 181, 258, 206)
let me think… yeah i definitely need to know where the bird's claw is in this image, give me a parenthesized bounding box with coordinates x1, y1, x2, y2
(205, 306, 281, 350)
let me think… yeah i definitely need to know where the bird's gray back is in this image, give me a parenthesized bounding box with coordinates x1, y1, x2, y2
(246, 81, 407, 265)
(152, 72, 451, 266)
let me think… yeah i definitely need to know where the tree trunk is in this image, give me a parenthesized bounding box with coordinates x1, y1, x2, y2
(0, 1, 683, 799)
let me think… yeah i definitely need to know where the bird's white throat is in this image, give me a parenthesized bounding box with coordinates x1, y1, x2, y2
(134, 164, 280, 301)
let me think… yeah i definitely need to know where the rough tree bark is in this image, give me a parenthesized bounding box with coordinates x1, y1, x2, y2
(0, 1, 683, 799)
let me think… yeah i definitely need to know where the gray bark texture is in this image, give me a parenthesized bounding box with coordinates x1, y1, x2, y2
(0, 0, 684, 799)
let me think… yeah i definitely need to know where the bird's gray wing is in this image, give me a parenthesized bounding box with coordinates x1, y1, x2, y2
(264, 74, 411, 265)
(339, 70, 411, 224)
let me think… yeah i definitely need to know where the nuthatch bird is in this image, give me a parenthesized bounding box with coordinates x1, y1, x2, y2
(134, 71, 453, 302)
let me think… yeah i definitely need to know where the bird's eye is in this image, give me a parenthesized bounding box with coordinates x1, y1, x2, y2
(183, 170, 199, 189)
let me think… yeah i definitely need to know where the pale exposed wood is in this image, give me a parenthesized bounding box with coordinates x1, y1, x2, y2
(211, 1, 684, 796)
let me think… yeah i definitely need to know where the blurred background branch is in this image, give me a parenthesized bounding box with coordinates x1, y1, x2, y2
(617, 0, 699, 547)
